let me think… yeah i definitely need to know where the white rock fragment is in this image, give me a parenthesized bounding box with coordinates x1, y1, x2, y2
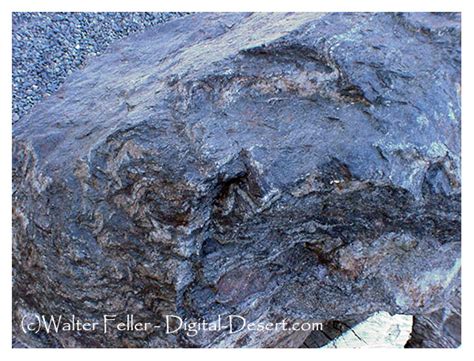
(323, 312, 413, 348)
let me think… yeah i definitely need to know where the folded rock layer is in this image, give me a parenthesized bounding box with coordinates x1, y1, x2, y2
(12, 12, 461, 348)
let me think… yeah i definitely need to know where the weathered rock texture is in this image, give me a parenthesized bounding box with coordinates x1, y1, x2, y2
(12, 12, 461, 348)
(300, 317, 365, 348)
(323, 312, 413, 348)
(406, 284, 461, 348)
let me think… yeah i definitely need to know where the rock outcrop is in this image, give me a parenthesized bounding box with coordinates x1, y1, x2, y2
(12, 12, 461, 348)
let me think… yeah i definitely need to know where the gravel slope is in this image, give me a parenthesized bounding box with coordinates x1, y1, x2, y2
(12, 12, 188, 122)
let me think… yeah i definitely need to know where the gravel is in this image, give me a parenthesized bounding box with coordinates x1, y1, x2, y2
(12, 12, 188, 122)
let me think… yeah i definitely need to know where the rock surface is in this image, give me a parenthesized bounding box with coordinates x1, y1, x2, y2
(406, 285, 461, 348)
(12, 12, 461, 348)
(300, 316, 366, 348)
(323, 312, 413, 348)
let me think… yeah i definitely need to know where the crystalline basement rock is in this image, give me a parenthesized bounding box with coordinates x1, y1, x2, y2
(12, 13, 461, 347)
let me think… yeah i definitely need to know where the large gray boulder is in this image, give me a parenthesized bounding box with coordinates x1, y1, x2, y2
(13, 12, 461, 348)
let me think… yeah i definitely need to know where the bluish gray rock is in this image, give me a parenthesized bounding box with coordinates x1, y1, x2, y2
(13, 12, 460, 348)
